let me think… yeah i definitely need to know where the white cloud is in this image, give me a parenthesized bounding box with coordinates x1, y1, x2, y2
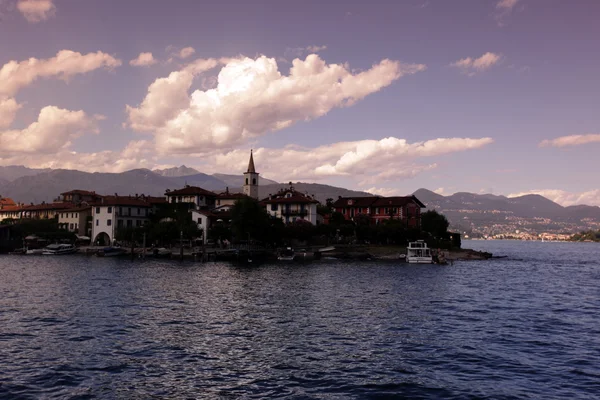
(0, 106, 100, 154)
(178, 47, 196, 59)
(127, 54, 426, 154)
(508, 189, 600, 207)
(198, 136, 493, 185)
(539, 134, 600, 148)
(451, 52, 501, 75)
(0, 97, 22, 129)
(0, 50, 122, 97)
(364, 187, 403, 197)
(17, 0, 55, 23)
(305, 45, 327, 53)
(129, 52, 157, 67)
(496, 0, 519, 10)
(0, 140, 157, 173)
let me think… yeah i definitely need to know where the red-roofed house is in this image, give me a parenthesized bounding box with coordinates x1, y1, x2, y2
(260, 185, 319, 225)
(91, 195, 155, 245)
(333, 195, 425, 228)
(165, 185, 217, 210)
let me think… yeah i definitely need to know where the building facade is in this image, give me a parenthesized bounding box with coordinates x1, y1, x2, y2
(165, 186, 217, 210)
(58, 206, 92, 237)
(260, 186, 319, 225)
(91, 196, 153, 245)
(333, 195, 425, 228)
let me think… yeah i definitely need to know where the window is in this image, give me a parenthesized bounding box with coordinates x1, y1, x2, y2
(107, 220, 112, 226)
(96, 207, 100, 213)
(107, 207, 112, 213)
(75, 223, 78, 230)
(245, 178, 248, 185)
(137, 208, 140, 215)
(96, 219, 99, 226)
(70, 223, 74, 230)
(252, 178, 256, 185)
(119, 207, 122, 215)
(271, 204, 278, 211)
(197, 218, 202, 225)
(71, 213, 74, 218)
(128, 207, 131, 216)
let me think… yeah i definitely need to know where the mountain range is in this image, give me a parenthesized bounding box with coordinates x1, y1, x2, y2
(0, 165, 371, 204)
(1, 166, 599, 235)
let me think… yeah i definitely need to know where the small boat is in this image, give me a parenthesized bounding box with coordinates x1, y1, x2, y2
(42, 244, 78, 255)
(96, 246, 126, 257)
(406, 241, 433, 264)
(151, 247, 172, 258)
(9, 248, 26, 255)
(277, 247, 295, 261)
(26, 248, 45, 255)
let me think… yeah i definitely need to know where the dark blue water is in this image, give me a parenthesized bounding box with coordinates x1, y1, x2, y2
(1, 240, 599, 399)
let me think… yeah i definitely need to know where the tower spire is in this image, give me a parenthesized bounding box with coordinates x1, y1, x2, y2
(247, 149, 256, 173)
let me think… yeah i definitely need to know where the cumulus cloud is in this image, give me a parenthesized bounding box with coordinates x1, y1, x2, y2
(198, 136, 493, 184)
(129, 52, 157, 67)
(0, 106, 100, 155)
(508, 189, 600, 207)
(127, 54, 426, 154)
(178, 47, 196, 59)
(0, 50, 122, 97)
(0, 97, 22, 129)
(17, 0, 55, 23)
(539, 134, 600, 148)
(451, 52, 501, 75)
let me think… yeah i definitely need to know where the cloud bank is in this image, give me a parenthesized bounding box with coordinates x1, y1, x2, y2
(130, 52, 157, 67)
(539, 134, 600, 148)
(451, 52, 501, 75)
(127, 54, 426, 154)
(17, 0, 55, 23)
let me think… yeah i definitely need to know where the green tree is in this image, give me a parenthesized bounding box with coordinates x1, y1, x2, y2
(230, 197, 271, 242)
(421, 210, 450, 238)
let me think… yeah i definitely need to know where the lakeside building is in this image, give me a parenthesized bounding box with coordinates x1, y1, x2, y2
(260, 185, 319, 225)
(0, 197, 20, 222)
(165, 186, 217, 210)
(20, 202, 75, 220)
(90, 195, 165, 245)
(333, 196, 425, 228)
(58, 206, 92, 237)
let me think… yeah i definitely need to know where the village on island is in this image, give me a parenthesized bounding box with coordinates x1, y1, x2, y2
(0, 152, 488, 262)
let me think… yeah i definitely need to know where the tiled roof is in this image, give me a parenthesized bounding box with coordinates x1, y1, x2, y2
(21, 202, 75, 211)
(144, 196, 168, 204)
(0, 205, 22, 212)
(60, 189, 100, 196)
(165, 186, 217, 196)
(333, 197, 379, 208)
(61, 206, 92, 213)
(261, 190, 318, 205)
(0, 198, 16, 207)
(217, 192, 248, 200)
(333, 195, 425, 208)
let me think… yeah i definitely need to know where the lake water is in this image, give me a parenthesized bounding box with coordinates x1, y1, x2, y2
(1, 240, 599, 399)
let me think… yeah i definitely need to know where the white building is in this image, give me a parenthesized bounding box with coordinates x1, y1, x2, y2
(191, 209, 232, 244)
(91, 196, 153, 245)
(260, 186, 319, 225)
(165, 186, 217, 209)
(58, 206, 92, 237)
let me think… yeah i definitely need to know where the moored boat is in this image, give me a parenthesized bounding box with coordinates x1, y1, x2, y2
(96, 246, 126, 257)
(42, 244, 78, 255)
(406, 241, 433, 264)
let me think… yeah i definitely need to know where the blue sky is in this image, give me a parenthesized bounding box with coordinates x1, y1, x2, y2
(0, 0, 599, 205)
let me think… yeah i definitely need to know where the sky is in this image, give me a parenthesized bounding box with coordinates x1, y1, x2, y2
(0, 0, 599, 206)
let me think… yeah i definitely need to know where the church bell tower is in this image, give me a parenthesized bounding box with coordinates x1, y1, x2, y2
(243, 150, 259, 199)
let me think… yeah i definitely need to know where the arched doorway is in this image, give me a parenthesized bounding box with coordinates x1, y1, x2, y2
(94, 232, 110, 246)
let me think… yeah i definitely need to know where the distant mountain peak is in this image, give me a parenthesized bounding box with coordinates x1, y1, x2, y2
(153, 165, 200, 177)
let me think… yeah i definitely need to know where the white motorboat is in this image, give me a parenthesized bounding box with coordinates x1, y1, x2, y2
(26, 248, 45, 255)
(42, 244, 78, 255)
(277, 247, 295, 261)
(406, 241, 433, 264)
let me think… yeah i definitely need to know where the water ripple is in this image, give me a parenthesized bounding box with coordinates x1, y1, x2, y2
(0, 241, 599, 398)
